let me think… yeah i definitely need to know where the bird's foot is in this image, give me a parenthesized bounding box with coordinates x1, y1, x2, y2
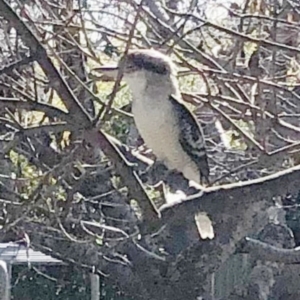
(189, 180, 207, 192)
(141, 161, 169, 185)
(165, 170, 197, 195)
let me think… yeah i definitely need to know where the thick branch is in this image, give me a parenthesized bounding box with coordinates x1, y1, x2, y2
(160, 164, 300, 222)
(84, 129, 159, 222)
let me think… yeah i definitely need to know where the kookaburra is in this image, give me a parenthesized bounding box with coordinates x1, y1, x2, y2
(95, 49, 210, 186)
(95, 49, 213, 240)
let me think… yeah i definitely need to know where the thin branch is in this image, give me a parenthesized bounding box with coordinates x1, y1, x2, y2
(0, 0, 91, 123)
(165, 8, 300, 55)
(99, 0, 145, 124)
(0, 55, 35, 76)
(236, 237, 300, 264)
(0, 98, 72, 121)
(0, 0, 159, 223)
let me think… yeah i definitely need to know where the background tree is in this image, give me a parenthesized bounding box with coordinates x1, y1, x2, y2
(0, 0, 300, 299)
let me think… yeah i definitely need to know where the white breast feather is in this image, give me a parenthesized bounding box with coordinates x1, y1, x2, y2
(132, 93, 200, 183)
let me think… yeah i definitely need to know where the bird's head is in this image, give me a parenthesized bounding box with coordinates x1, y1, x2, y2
(94, 49, 178, 96)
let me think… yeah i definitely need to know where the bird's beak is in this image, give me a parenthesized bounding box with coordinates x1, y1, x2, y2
(92, 65, 119, 81)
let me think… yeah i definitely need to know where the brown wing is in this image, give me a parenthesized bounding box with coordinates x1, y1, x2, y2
(169, 95, 210, 183)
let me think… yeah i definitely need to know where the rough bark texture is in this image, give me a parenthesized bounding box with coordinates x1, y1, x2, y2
(0, 0, 300, 299)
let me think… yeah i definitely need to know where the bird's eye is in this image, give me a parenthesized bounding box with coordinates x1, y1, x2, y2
(125, 65, 135, 71)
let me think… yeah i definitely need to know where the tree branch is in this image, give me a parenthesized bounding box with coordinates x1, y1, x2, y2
(0, 0, 91, 123)
(160, 164, 300, 224)
(0, 0, 159, 223)
(237, 237, 300, 264)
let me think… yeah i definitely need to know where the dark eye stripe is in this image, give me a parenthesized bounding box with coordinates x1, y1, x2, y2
(129, 53, 168, 75)
(125, 65, 136, 72)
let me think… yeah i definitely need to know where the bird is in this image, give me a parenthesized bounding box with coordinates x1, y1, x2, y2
(95, 49, 213, 240)
(94, 49, 210, 186)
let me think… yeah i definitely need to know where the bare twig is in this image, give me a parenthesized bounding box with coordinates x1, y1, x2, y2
(237, 237, 300, 264)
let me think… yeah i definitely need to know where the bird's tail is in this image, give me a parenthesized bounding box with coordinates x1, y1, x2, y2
(164, 188, 215, 240)
(194, 212, 214, 240)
